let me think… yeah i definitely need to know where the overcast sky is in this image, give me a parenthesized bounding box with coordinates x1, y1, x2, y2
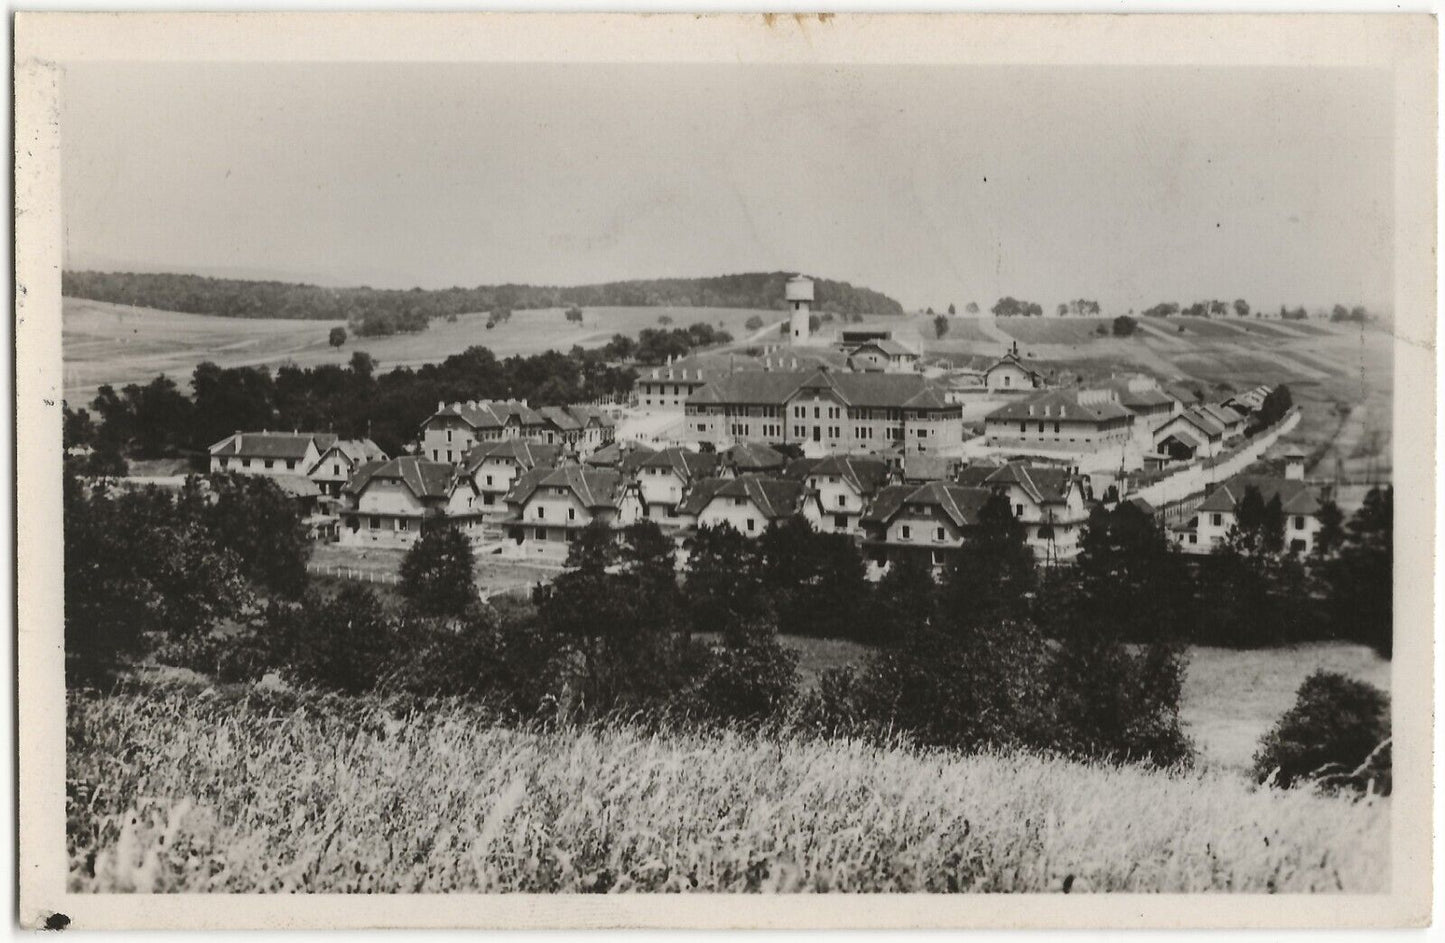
(61, 62, 1393, 313)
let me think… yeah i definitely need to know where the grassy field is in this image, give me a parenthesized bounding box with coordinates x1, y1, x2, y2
(776, 636, 1388, 772)
(67, 685, 1387, 893)
(309, 542, 556, 598)
(62, 297, 784, 405)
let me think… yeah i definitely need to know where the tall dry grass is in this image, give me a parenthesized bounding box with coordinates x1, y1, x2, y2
(67, 687, 1387, 893)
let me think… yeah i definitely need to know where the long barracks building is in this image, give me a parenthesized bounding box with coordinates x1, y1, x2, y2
(684, 369, 963, 456)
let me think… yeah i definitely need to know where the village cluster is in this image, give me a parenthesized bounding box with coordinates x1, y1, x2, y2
(207, 276, 1323, 571)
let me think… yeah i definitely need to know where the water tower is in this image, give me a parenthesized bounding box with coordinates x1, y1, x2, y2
(786, 275, 814, 346)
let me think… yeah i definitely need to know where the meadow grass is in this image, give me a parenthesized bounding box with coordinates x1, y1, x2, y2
(68, 686, 1387, 894)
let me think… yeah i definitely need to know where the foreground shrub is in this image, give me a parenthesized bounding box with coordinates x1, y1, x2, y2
(1253, 670, 1391, 793)
(689, 626, 799, 724)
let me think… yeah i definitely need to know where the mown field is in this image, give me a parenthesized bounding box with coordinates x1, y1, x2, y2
(67, 685, 1387, 893)
(61, 297, 784, 405)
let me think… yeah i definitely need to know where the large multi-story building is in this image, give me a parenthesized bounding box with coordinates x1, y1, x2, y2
(419, 400, 547, 463)
(984, 389, 1135, 453)
(685, 369, 962, 457)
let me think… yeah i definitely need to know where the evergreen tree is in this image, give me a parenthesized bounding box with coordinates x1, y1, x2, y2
(1321, 487, 1393, 656)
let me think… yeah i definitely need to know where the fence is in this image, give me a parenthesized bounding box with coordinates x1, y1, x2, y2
(306, 562, 400, 586)
(1135, 408, 1301, 514)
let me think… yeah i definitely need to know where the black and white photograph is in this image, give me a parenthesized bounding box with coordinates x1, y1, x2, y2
(14, 12, 1436, 930)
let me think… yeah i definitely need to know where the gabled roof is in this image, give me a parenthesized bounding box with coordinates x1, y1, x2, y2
(210, 431, 338, 460)
(1094, 379, 1176, 411)
(987, 390, 1134, 423)
(984, 350, 1043, 379)
(786, 454, 891, 496)
(1164, 383, 1205, 406)
(1157, 426, 1204, 450)
(329, 438, 387, 464)
(862, 481, 993, 529)
(585, 441, 656, 473)
(537, 406, 583, 431)
(903, 454, 961, 483)
(343, 456, 456, 500)
(721, 441, 788, 472)
(462, 438, 563, 473)
(1166, 407, 1226, 440)
(1124, 495, 1156, 516)
(639, 447, 721, 482)
(850, 338, 917, 358)
(1197, 475, 1321, 516)
(1199, 402, 1246, 427)
(679, 474, 811, 521)
(504, 464, 627, 510)
(981, 462, 1076, 505)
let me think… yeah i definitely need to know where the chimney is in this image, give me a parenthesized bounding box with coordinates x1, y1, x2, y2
(1284, 451, 1305, 481)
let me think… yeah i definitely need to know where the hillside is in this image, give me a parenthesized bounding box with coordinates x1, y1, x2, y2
(60, 270, 905, 326)
(61, 297, 783, 406)
(70, 685, 1387, 893)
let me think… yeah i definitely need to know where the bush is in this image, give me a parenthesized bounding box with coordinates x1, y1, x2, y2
(1253, 671, 1390, 793)
(278, 586, 401, 695)
(690, 626, 799, 724)
(744, 315, 764, 331)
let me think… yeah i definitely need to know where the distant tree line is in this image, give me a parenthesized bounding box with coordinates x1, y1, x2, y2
(599, 323, 732, 365)
(61, 270, 905, 332)
(65, 344, 637, 462)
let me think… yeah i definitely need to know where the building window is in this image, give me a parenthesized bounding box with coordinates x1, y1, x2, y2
(1290, 539, 1306, 553)
(1188, 533, 1197, 544)
(568, 508, 576, 521)
(369, 516, 380, 530)
(535, 527, 547, 540)
(1293, 516, 1305, 530)
(837, 495, 846, 508)
(746, 518, 756, 532)
(265, 459, 275, 469)
(1212, 513, 1222, 526)
(1015, 504, 1024, 517)
(398, 519, 409, 531)
(901, 525, 911, 540)
(536, 507, 544, 519)
(935, 527, 945, 542)
(834, 514, 848, 529)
